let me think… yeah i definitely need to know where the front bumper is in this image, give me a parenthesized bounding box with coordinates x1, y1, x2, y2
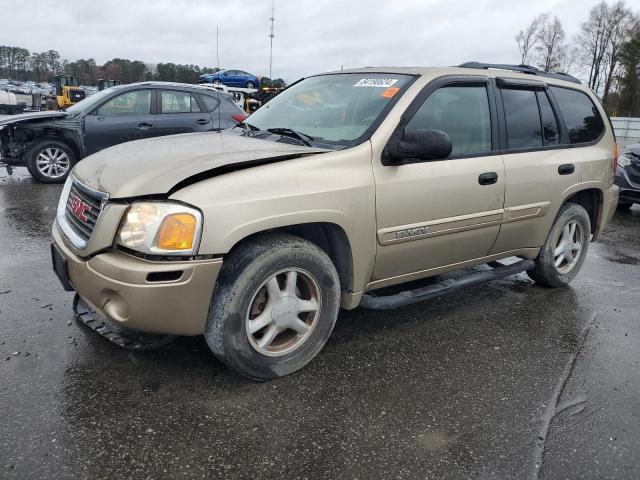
(52, 221, 222, 336)
(614, 166, 640, 205)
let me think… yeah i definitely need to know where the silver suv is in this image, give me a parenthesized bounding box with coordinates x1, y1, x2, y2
(51, 64, 619, 379)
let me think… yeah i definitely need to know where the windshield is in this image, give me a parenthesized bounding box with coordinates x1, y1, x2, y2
(66, 86, 120, 114)
(244, 73, 413, 148)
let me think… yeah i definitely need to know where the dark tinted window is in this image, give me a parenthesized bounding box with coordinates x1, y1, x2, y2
(502, 88, 542, 149)
(200, 94, 220, 112)
(406, 85, 492, 156)
(537, 91, 559, 145)
(551, 86, 604, 144)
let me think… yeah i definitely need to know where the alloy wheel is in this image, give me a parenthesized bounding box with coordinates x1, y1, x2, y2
(36, 147, 70, 179)
(554, 220, 583, 274)
(245, 268, 321, 357)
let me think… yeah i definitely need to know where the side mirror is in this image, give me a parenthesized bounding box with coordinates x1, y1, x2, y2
(385, 128, 452, 165)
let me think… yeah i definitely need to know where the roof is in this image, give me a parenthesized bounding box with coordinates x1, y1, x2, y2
(111, 81, 233, 97)
(320, 66, 586, 90)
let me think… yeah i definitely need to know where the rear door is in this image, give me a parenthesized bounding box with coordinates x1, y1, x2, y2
(84, 88, 155, 154)
(489, 79, 594, 254)
(155, 89, 212, 136)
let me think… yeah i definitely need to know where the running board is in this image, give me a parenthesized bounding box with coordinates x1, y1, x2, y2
(360, 259, 535, 310)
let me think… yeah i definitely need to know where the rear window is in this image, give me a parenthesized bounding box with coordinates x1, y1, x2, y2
(550, 86, 604, 144)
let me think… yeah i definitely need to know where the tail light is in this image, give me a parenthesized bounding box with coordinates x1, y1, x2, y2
(613, 143, 618, 174)
(232, 114, 246, 123)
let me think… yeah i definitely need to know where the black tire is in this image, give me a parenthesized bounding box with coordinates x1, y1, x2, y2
(205, 234, 341, 380)
(526, 202, 591, 288)
(26, 140, 76, 184)
(617, 200, 633, 211)
(246, 81, 255, 89)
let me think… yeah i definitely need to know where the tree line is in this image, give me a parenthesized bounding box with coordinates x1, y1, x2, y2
(0, 46, 286, 88)
(516, 0, 640, 116)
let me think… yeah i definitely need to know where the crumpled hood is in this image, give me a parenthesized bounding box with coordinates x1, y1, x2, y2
(73, 131, 328, 198)
(0, 110, 68, 126)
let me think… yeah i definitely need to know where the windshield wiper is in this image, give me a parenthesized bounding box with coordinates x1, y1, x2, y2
(266, 127, 314, 147)
(236, 121, 261, 136)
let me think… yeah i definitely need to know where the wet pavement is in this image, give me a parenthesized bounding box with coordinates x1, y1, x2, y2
(1, 166, 639, 480)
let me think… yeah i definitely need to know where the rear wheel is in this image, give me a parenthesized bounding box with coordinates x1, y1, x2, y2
(205, 234, 340, 380)
(246, 81, 255, 89)
(26, 140, 75, 183)
(526, 203, 591, 288)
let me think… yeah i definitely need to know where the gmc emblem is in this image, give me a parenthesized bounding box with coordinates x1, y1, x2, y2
(70, 194, 91, 222)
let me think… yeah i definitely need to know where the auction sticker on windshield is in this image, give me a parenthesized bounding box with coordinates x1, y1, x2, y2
(354, 78, 399, 88)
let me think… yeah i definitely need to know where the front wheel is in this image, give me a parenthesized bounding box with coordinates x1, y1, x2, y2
(213, 79, 221, 86)
(205, 234, 340, 380)
(26, 140, 76, 183)
(527, 203, 591, 288)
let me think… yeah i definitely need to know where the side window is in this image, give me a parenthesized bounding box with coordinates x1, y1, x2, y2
(95, 90, 151, 116)
(200, 94, 221, 112)
(161, 91, 201, 113)
(537, 91, 559, 145)
(501, 88, 542, 149)
(406, 85, 492, 156)
(550, 86, 605, 144)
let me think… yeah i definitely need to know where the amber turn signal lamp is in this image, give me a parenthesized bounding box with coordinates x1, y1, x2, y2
(157, 213, 197, 250)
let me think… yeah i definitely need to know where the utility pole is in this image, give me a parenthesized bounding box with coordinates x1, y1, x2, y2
(269, 0, 275, 81)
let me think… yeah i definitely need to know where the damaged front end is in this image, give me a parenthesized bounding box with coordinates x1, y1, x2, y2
(0, 112, 84, 166)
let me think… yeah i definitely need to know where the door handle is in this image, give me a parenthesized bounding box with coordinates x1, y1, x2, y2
(558, 164, 575, 175)
(478, 172, 498, 185)
(137, 122, 153, 130)
(196, 119, 211, 125)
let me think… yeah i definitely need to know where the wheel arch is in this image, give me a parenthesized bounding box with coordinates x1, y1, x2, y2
(27, 127, 83, 161)
(562, 187, 603, 240)
(225, 221, 355, 296)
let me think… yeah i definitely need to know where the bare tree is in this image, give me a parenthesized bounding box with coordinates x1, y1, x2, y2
(516, 14, 547, 65)
(602, 3, 636, 102)
(536, 16, 567, 71)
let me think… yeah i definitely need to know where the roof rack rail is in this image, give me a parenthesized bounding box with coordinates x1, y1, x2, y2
(458, 62, 581, 85)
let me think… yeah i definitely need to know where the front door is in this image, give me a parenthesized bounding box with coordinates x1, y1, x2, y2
(84, 89, 155, 155)
(155, 90, 213, 136)
(372, 79, 505, 283)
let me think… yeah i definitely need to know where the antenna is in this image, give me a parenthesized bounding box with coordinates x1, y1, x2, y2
(216, 25, 221, 132)
(269, 0, 275, 81)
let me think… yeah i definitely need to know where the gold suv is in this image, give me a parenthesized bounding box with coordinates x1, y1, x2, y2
(51, 64, 619, 379)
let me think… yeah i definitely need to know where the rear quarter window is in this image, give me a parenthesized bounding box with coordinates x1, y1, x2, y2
(550, 86, 605, 144)
(200, 94, 220, 112)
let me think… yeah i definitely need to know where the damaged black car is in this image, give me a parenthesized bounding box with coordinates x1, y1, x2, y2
(0, 82, 245, 183)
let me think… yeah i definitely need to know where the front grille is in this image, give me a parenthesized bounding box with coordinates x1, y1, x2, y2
(627, 161, 640, 186)
(64, 181, 103, 241)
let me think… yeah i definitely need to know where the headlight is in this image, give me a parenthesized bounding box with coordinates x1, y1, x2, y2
(117, 202, 202, 255)
(618, 154, 632, 168)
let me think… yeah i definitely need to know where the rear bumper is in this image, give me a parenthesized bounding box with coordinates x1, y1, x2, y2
(595, 183, 619, 240)
(52, 222, 222, 336)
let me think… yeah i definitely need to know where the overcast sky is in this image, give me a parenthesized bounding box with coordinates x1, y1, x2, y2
(2, 0, 603, 81)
